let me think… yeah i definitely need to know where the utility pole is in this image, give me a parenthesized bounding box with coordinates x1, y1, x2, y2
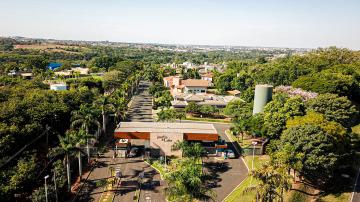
(44, 175, 49, 202)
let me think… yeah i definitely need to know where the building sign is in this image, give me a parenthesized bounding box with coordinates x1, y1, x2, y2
(157, 135, 172, 142)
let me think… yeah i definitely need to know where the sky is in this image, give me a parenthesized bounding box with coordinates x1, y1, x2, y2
(0, 0, 359, 49)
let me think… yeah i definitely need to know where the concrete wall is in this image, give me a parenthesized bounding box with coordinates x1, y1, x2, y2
(150, 133, 183, 157)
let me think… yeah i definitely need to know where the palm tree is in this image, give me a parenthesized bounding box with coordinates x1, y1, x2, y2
(56, 131, 76, 192)
(244, 163, 291, 202)
(71, 104, 101, 163)
(165, 158, 215, 201)
(94, 95, 115, 135)
(72, 129, 92, 182)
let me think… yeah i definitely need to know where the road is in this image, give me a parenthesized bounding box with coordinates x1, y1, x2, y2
(112, 157, 165, 202)
(351, 166, 360, 202)
(127, 81, 153, 122)
(181, 121, 249, 202)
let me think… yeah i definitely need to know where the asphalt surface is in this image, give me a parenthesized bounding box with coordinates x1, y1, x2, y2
(127, 81, 153, 122)
(113, 157, 165, 202)
(181, 121, 249, 201)
(352, 168, 360, 202)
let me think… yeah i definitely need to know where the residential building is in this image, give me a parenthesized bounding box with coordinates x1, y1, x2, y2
(50, 83, 67, 91)
(172, 94, 241, 108)
(163, 76, 209, 94)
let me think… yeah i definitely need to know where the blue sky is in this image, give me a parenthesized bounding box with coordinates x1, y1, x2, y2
(1, 0, 359, 49)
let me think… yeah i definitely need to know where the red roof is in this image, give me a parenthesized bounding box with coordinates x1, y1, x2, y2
(181, 79, 209, 87)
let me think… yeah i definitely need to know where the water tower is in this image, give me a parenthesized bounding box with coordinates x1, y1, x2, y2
(253, 84, 273, 114)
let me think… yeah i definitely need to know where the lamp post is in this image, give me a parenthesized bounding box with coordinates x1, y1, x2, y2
(44, 175, 49, 202)
(53, 170, 58, 202)
(250, 141, 257, 187)
(251, 141, 258, 171)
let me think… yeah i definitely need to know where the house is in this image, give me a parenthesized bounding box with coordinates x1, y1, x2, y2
(163, 76, 209, 94)
(50, 83, 67, 91)
(201, 72, 214, 86)
(181, 79, 209, 94)
(71, 67, 89, 75)
(227, 90, 241, 97)
(171, 93, 241, 108)
(20, 72, 33, 80)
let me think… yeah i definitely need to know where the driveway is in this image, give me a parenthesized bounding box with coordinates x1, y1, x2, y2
(127, 81, 153, 122)
(181, 121, 249, 201)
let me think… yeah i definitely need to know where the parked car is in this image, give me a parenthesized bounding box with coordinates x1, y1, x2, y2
(226, 149, 236, 158)
(128, 147, 139, 157)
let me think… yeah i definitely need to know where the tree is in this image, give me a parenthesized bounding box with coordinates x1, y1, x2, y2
(185, 102, 200, 114)
(306, 93, 359, 128)
(277, 124, 341, 184)
(102, 70, 126, 93)
(165, 158, 215, 201)
(71, 129, 91, 181)
(172, 141, 205, 159)
(176, 112, 186, 123)
(71, 104, 101, 163)
(157, 108, 177, 122)
(263, 95, 305, 139)
(245, 163, 291, 202)
(199, 105, 219, 117)
(223, 99, 252, 118)
(25, 56, 48, 73)
(94, 95, 116, 134)
(292, 71, 355, 96)
(55, 132, 76, 191)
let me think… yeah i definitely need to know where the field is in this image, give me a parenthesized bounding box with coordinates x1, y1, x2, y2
(14, 43, 87, 53)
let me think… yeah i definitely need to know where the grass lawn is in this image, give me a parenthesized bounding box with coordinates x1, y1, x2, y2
(184, 116, 231, 123)
(224, 155, 269, 202)
(147, 160, 167, 179)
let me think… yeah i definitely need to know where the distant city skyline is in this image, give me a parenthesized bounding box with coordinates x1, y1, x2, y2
(1, 0, 360, 50)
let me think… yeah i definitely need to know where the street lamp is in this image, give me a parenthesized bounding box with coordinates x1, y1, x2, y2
(53, 170, 58, 202)
(251, 141, 258, 171)
(44, 175, 49, 202)
(250, 141, 258, 187)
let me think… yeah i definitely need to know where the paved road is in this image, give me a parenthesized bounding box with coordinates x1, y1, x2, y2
(127, 81, 153, 122)
(181, 121, 249, 202)
(77, 149, 117, 202)
(351, 167, 360, 202)
(113, 157, 165, 202)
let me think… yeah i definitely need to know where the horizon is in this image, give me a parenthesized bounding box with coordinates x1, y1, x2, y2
(1, 0, 360, 50)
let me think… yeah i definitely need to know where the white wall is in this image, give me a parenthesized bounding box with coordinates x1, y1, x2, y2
(184, 86, 207, 94)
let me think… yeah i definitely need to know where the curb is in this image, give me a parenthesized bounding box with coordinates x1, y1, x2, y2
(144, 160, 164, 180)
(222, 130, 250, 202)
(350, 165, 360, 202)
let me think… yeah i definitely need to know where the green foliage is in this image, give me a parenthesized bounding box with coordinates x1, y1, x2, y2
(263, 95, 305, 139)
(172, 141, 205, 159)
(306, 93, 359, 128)
(182, 68, 200, 79)
(165, 158, 214, 201)
(25, 56, 49, 73)
(185, 102, 200, 114)
(149, 83, 166, 96)
(154, 91, 172, 109)
(223, 99, 251, 118)
(157, 108, 177, 122)
(292, 71, 356, 96)
(199, 105, 219, 117)
(277, 124, 342, 184)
